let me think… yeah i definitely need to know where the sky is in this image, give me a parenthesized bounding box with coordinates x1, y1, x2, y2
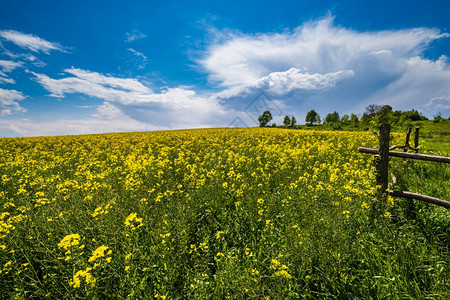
(0, 0, 449, 137)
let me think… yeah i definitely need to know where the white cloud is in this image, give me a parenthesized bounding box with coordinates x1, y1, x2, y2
(0, 60, 23, 84)
(0, 60, 23, 72)
(31, 68, 229, 130)
(125, 31, 147, 42)
(0, 114, 158, 137)
(0, 76, 15, 84)
(0, 88, 26, 115)
(128, 48, 147, 60)
(425, 95, 450, 110)
(256, 68, 354, 94)
(199, 16, 450, 117)
(127, 48, 148, 69)
(0, 29, 66, 53)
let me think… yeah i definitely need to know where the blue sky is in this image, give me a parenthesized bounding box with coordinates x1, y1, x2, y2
(0, 0, 449, 136)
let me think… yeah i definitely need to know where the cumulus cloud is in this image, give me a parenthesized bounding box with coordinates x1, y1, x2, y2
(0, 88, 26, 115)
(199, 16, 450, 118)
(0, 29, 66, 53)
(256, 68, 354, 94)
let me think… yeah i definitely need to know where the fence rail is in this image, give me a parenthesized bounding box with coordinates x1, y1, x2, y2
(358, 147, 450, 163)
(359, 124, 450, 209)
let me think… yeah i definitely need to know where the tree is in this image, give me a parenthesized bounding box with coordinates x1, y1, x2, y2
(290, 116, 297, 128)
(365, 104, 383, 115)
(324, 111, 340, 124)
(305, 110, 321, 126)
(283, 115, 291, 127)
(258, 110, 273, 127)
(341, 114, 350, 125)
(350, 113, 359, 127)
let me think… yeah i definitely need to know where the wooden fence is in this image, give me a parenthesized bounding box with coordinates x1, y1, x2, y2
(359, 123, 450, 209)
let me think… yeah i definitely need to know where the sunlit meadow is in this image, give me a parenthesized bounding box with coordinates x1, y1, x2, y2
(0, 128, 448, 298)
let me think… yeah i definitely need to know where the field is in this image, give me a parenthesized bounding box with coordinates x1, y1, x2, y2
(0, 127, 448, 299)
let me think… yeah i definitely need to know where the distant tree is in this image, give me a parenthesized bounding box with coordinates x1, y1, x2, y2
(290, 116, 297, 128)
(406, 109, 427, 121)
(350, 113, 359, 127)
(305, 110, 321, 126)
(433, 112, 442, 123)
(325, 111, 340, 124)
(283, 115, 291, 127)
(271, 123, 277, 127)
(365, 104, 383, 115)
(341, 114, 350, 125)
(258, 110, 273, 127)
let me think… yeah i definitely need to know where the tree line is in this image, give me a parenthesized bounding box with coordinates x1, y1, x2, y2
(257, 104, 446, 128)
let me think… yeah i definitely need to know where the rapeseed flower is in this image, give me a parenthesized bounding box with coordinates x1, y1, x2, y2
(89, 245, 110, 263)
(58, 234, 81, 250)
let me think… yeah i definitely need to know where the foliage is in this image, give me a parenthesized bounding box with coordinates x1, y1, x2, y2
(361, 105, 428, 126)
(290, 116, 297, 128)
(325, 111, 340, 124)
(0, 128, 448, 298)
(350, 113, 359, 127)
(258, 111, 273, 127)
(305, 110, 321, 126)
(283, 116, 291, 127)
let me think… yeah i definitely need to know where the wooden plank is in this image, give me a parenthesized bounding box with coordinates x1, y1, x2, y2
(389, 190, 450, 209)
(359, 147, 450, 163)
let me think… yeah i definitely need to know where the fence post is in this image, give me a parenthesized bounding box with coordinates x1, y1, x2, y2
(377, 123, 390, 197)
(404, 126, 412, 152)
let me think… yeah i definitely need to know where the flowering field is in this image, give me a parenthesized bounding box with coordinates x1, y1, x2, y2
(0, 128, 448, 298)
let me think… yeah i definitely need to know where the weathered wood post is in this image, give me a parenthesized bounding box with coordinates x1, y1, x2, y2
(404, 126, 412, 152)
(377, 123, 390, 197)
(414, 127, 420, 153)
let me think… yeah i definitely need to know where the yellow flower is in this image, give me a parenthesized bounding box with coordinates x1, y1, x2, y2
(361, 202, 370, 209)
(215, 231, 224, 240)
(274, 270, 292, 279)
(70, 267, 95, 288)
(124, 212, 143, 230)
(89, 245, 110, 263)
(58, 234, 81, 250)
